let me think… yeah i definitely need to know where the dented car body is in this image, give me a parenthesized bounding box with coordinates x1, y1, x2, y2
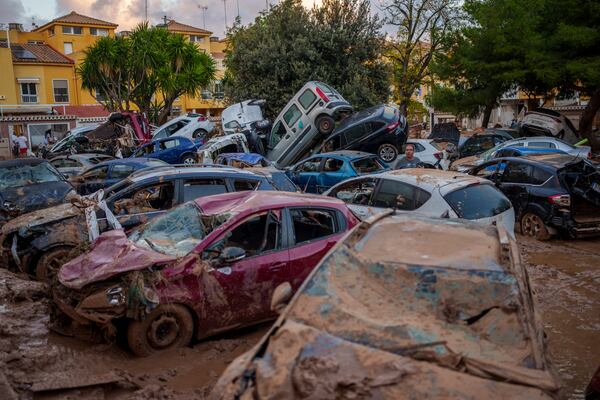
(211, 213, 560, 399)
(53, 191, 359, 356)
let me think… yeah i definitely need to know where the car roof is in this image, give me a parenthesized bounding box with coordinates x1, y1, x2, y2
(127, 165, 257, 183)
(96, 157, 166, 167)
(374, 168, 483, 190)
(0, 158, 47, 168)
(148, 135, 192, 145)
(520, 153, 583, 167)
(313, 150, 374, 160)
(503, 146, 564, 154)
(195, 190, 347, 216)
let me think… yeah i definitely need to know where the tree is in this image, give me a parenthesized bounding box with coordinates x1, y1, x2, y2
(382, 0, 460, 115)
(224, 0, 390, 118)
(78, 23, 216, 124)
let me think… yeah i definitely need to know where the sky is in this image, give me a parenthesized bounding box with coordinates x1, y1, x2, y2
(0, 0, 337, 37)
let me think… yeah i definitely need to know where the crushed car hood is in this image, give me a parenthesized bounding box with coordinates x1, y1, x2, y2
(59, 229, 176, 289)
(1, 202, 82, 235)
(450, 155, 481, 170)
(0, 181, 73, 215)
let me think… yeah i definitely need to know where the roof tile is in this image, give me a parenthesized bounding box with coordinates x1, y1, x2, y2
(11, 43, 74, 64)
(34, 11, 117, 32)
(165, 20, 212, 35)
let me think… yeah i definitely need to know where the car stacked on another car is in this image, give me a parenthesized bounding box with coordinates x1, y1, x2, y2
(0, 165, 298, 282)
(457, 130, 514, 158)
(54, 191, 360, 356)
(470, 154, 600, 239)
(152, 113, 215, 140)
(133, 136, 204, 164)
(406, 139, 450, 169)
(287, 151, 389, 194)
(521, 107, 579, 142)
(324, 168, 515, 233)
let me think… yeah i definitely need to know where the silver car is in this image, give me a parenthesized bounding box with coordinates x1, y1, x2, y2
(266, 81, 352, 168)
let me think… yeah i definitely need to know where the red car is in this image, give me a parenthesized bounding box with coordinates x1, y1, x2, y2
(55, 191, 359, 356)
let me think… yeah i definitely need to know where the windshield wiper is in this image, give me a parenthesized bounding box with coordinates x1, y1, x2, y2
(143, 238, 161, 253)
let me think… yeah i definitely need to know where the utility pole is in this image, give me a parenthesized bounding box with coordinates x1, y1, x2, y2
(236, 0, 240, 20)
(163, 15, 168, 26)
(222, 0, 228, 33)
(199, 5, 208, 29)
(144, 0, 148, 22)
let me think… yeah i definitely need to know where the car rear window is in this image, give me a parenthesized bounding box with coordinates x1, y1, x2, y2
(316, 82, 336, 94)
(352, 157, 386, 174)
(444, 184, 512, 220)
(298, 89, 317, 109)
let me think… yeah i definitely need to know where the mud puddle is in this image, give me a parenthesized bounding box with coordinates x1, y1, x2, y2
(519, 235, 600, 399)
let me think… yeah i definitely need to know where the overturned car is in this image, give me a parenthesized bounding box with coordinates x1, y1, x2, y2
(211, 212, 560, 399)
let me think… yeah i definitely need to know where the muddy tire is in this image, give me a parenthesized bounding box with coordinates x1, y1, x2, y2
(127, 304, 194, 357)
(36, 246, 75, 283)
(181, 154, 196, 164)
(520, 212, 551, 241)
(378, 143, 398, 162)
(316, 115, 335, 135)
(192, 129, 208, 140)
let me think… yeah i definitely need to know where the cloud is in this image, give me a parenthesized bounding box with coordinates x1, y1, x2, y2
(0, 0, 27, 23)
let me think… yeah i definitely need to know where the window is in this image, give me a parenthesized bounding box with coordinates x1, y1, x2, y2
(234, 179, 259, 191)
(410, 143, 426, 152)
(283, 104, 302, 127)
(369, 120, 386, 132)
(183, 179, 228, 201)
(531, 167, 552, 185)
(159, 139, 180, 150)
(204, 211, 281, 259)
(113, 182, 175, 214)
(63, 42, 73, 54)
(164, 120, 189, 137)
(322, 158, 343, 172)
(59, 159, 80, 168)
(62, 26, 82, 35)
(372, 179, 431, 210)
(502, 162, 532, 184)
(94, 86, 107, 102)
(82, 165, 109, 179)
(290, 208, 337, 245)
(189, 35, 205, 42)
(352, 157, 385, 174)
(297, 158, 321, 173)
(27, 40, 44, 44)
(444, 184, 511, 220)
(528, 141, 556, 149)
(48, 28, 55, 36)
(90, 28, 108, 36)
(322, 135, 343, 152)
(343, 124, 367, 144)
(135, 145, 155, 157)
(53, 80, 69, 103)
(270, 121, 288, 148)
(110, 164, 135, 179)
(224, 121, 241, 130)
(20, 83, 38, 103)
(298, 89, 317, 109)
(330, 179, 377, 205)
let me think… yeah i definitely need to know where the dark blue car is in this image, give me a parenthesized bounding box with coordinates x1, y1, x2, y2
(132, 136, 203, 164)
(478, 146, 566, 174)
(72, 158, 168, 195)
(287, 151, 389, 193)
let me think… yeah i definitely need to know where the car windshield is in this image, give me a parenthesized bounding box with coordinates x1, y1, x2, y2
(428, 140, 444, 150)
(129, 203, 235, 257)
(0, 162, 65, 190)
(444, 183, 512, 220)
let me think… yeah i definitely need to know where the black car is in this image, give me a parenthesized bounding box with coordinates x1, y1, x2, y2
(458, 131, 514, 158)
(0, 158, 74, 226)
(0, 165, 297, 282)
(428, 122, 460, 145)
(319, 105, 407, 163)
(471, 154, 600, 239)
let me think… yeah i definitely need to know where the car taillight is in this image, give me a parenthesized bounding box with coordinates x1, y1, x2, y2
(197, 116, 207, 122)
(548, 194, 571, 207)
(433, 152, 442, 160)
(315, 87, 330, 103)
(386, 121, 400, 132)
(588, 151, 593, 159)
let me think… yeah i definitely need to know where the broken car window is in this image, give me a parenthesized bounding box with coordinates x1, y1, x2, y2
(130, 203, 234, 257)
(352, 157, 385, 174)
(331, 179, 376, 205)
(113, 182, 175, 214)
(290, 208, 337, 245)
(322, 158, 344, 172)
(270, 121, 287, 149)
(283, 104, 302, 128)
(444, 184, 512, 219)
(372, 179, 431, 210)
(0, 162, 65, 190)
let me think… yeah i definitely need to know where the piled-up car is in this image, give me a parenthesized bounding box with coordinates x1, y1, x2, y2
(53, 191, 359, 355)
(211, 212, 560, 399)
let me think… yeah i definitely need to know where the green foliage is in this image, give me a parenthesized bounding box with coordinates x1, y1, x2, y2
(224, 0, 390, 118)
(78, 23, 216, 124)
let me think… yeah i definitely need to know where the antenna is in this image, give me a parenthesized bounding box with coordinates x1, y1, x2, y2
(222, 0, 228, 34)
(198, 4, 208, 29)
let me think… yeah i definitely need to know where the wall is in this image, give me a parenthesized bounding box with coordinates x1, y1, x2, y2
(0, 47, 18, 104)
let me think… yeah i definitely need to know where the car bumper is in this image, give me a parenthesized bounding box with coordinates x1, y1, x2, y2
(548, 213, 600, 238)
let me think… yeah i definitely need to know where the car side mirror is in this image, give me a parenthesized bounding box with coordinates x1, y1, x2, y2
(440, 209, 450, 218)
(220, 247, 246, 263)
(271, 282, 292, 314)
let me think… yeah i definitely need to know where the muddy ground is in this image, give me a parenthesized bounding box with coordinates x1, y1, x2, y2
(0, 235, 598, 399)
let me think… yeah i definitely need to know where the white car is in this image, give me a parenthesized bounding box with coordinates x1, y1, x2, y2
(152, 113, 214, 141)
(222, 99, 267, 135)
(196, 133, 250, 164)
(323, 169, 515, 234)
(521, 108, 579, 142)
(407, 139, 450, 170)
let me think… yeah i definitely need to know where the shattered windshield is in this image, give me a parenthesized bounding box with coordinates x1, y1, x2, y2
(0, 162, 65, 190)
(129, 202, 235, 257)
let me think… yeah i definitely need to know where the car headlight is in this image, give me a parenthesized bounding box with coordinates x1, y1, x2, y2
(3, 201, 18, 212)
(106, 287, 126, 306)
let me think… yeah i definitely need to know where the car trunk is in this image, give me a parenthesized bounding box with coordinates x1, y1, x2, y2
(558, 159, 600, 223)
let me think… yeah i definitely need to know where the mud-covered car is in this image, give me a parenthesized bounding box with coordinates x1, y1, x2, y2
(0, 158, 75, 226)
(211, 212, 560, 399)
(54, 191, 359, 356)
(0, 166, 294, 282)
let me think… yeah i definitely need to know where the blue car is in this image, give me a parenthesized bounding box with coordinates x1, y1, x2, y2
(288, 151, 389, 193)
(72, 158, 169, 195)
(132, 136, 203, 164)
(215, 153, 271, 167)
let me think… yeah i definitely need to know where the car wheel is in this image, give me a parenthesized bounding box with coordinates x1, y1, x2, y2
(36, 246, 75, 283)
(316, 115, 335, 135)
(127, 304, 194, 357)
(192, 129, 208, 140)
(181, 154, 196, 164)
(378, 144, 398, 162)
(520, 212, 551, 240)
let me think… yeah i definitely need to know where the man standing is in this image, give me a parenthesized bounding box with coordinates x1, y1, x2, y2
(393, 143, 421, 169)
(16, 133, 28, 158)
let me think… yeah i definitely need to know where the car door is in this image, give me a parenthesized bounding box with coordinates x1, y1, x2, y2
(158, 138, 181, 164)
(371, 178, 432, 214)
(328, 177, 378, 219)
(291, 157, 323, 193)
(76, 165, 110, 195)
(497, 161, 532, 217)
(285, 207, 346, 291)
(197, 209, 289, 329)
(316, 157, 347, 193)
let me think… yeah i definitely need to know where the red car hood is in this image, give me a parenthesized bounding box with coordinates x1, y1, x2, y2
(58, 229, 176, 289)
